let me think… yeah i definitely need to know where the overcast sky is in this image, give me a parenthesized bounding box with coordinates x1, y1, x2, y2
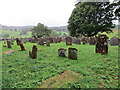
(0, 0, 116, 27)
(0, 0, 75, 26)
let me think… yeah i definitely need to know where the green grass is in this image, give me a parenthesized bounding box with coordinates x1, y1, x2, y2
(0, 30, 31, 38)
(1, 42, 118, 88)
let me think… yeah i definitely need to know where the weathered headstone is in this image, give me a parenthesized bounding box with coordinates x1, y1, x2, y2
(57, 37, 62, 43)
(49, 37, 53, 43)
(66, 36, 72, 45)
(96, 35, 108, 54)
(19, 43, 26, 51)
(29, 45, 37, 59)
(89, 37, 96, 45)
(16, 38, 22, 45)
(46, 40, 50, 47)
(7, 41, 12, 48)
(58, 48, 67, 57)
(109, 36, 119, 46)
(68, 48, 78, 60)
(38, 38, 44, 46)
(53, 37, 57, 43)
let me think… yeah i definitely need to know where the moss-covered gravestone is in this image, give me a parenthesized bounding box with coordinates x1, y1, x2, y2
(19, 43, 26, 51)
(66, 36, 72, 45)
(29, 45, 37, 59)
(68, 48, 77, 60)
(7, 41, 12, 48)
(58, 48, 67, 57)
(96, 35, 108, 54)
(46, 40, 50, 47)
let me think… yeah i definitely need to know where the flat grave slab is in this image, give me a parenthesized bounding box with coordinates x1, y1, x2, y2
(3, 50, 15, 54)
(39, 70, 82, 88)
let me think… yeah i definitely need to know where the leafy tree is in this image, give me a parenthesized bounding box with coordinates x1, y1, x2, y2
(31, 23, 52, 38)
(68, 2, 117, 37)
(50, 31, 62, 37)
(3, 34, 10, 39)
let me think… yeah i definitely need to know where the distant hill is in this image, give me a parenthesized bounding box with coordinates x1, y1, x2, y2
(0, 24, 119, 32)
(0, 24, 33, 31)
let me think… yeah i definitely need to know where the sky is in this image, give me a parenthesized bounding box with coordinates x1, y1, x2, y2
(0, 0, 117, 27)
(0, 0, 75, 26)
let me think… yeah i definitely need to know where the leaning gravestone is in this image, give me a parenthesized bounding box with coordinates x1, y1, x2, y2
(29, 45, 37, 59)
(68, 48, 78, 60)
(58, 48, 67, 57)
(16, 38, 22, 45)
(46, 40, 50, 47)
(19, 43, 26, 51)
(7, 41, 12, 48)
(66, 36, 72, 45)
(96, 35, 108, 54)
(109, 36, 119, 46)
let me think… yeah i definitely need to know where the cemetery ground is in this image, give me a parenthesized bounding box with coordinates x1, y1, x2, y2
(1, 41, 118, 88)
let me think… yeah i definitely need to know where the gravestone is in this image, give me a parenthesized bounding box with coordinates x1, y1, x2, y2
(76, 38, 80, 45)
(29, 45, 37, 59)
(53, 37, 57, 43)
(58, 48, 67, 57)
(96, 35, 108, 54)
(16, 38, 22, 45)
(66, 36, 72, 45)
(7, 41, 12, 48)
(68, 48, 77, 60)
(38, 38, 44, 45)
(49, 37, 53, 43)
(19, 43, 26, 51)
(46, 40, 50, 47)
(109, 36, 119, 46)
(57, 37, 62, 43)
(89, 37, 96, 45)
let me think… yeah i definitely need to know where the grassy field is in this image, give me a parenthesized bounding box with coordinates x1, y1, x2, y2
(0, 30, 31, 38)
(0, 29, 119, 39)
(1, 41, 118, 88)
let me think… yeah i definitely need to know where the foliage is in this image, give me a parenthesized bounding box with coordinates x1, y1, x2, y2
(50, 31, 62, 37)
(31, 23, 52, 38)
(68, 2, 117, 37)
(1, 42, 118, 88)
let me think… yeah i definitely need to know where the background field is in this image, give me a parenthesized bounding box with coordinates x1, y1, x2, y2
(1, 42, 118, 88)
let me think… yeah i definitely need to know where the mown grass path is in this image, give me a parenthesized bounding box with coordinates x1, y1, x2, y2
(1, 42, 119, 88)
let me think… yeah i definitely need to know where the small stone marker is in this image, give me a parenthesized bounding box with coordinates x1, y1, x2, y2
(7, 41, 12, 48)
(19, 43, 26, 51)
(58, 48, 67, 57)
(29, 45, 37, 59)
(46, 40, 50, 47)
(68, 47, 78, 60)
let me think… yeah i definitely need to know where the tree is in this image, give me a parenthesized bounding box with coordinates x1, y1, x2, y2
(68, 2, 117, 37)
(50, 31, 62, 37)
(31, 23, 52, 38)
